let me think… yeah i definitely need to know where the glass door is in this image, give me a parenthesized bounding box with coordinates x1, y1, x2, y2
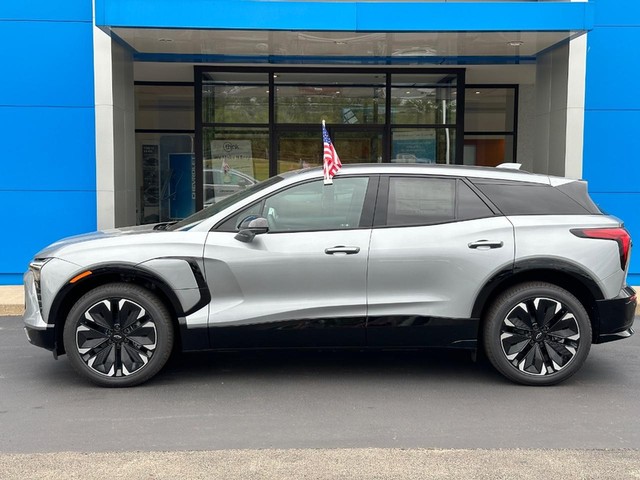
(276, 126, 383, 174)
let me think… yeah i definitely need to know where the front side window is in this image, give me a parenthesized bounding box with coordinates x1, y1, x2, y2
(220, 177, 370, 232)
(265, 177, 369, 232)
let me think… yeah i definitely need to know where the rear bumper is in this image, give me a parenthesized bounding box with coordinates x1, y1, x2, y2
(594, 286, 636, 344)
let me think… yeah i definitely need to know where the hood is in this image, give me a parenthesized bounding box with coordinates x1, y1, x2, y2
(35, 223, 161, 259)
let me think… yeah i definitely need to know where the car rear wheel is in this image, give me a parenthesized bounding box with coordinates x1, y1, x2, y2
(483, 281, 591, 386)
(63, 283, 174, 387)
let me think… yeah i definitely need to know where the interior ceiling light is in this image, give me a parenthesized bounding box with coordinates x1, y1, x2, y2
(508, 41, 524, 47)
(255, 43, 269, 51)
(392, 47, 437, 57)
(297, 32, 385, 44)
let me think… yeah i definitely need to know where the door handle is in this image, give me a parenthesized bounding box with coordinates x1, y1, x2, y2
(468, 240, 504, 250)
(325, 246, 361, 255)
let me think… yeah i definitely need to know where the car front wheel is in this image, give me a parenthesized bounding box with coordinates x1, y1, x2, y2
(483, 281, 592, 386)
(63, 283, 174, 387)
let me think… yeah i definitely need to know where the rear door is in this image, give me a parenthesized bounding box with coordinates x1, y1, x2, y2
(203, 175, 377, 348)
(366, 175, 515, 347)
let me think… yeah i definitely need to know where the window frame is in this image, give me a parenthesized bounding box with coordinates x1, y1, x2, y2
(213, 175, 380, 233)
(373, 175, 497, 228)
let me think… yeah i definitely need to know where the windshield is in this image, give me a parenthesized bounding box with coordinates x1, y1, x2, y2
(167, 175, 284, 231)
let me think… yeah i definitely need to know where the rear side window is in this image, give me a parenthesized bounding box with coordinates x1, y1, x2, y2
(470, 179, 592, 215)
(385, 177, 494, 226)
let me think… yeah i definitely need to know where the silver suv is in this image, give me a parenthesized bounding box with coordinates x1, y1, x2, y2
(23, 164, 636, 387)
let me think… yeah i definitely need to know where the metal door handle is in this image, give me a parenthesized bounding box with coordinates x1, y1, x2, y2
(325, 246, 361, 255)
(468, 240, 504, 249)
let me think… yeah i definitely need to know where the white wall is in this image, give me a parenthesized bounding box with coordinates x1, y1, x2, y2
(94, 27, 136, 229)
(533, 36, 586, 178)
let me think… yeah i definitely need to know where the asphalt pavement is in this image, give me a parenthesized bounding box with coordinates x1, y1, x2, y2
(2, 315, 640, 477)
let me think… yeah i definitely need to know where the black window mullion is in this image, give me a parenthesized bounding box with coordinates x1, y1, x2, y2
(384, 73, 392, 163)
(269, 71, 276, 177)
(194, 66, 204, 211)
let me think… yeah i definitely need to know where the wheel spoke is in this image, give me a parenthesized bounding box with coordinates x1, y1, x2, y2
(76, 325, 109, 353)
(110, 299, 120, 327)
(118, 300, 145, 329)
(85, 301, 114, 329)
(128, 322, 157, 348)
(88, 343, 116, 376)
(121, 343, 150, 375)
(501, 332, 530, 359)
(535, 298, 561, 327)
(547, 313, 580, 339)
(519, 343, 546, 375)
(544, 340, 576, 369)
(505, 303, 534, 331)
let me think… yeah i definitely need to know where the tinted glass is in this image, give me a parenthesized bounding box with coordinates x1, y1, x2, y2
(263, 177, 370, 232)
(471, 180, 591, 215)
(387, 177, 455, 226)
(457, 181, 495, 220)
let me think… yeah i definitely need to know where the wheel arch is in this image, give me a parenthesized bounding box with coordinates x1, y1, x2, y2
(472, 259, 605, 343)
(49, 263, 195, 356)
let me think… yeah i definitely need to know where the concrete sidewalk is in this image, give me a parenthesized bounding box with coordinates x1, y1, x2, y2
(0, 286, 23, 316)
(2, 284, 640, 317)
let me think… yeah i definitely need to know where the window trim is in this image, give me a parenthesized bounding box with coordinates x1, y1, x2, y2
(374, 174, 498, 229)
(213, 175, 380, 233)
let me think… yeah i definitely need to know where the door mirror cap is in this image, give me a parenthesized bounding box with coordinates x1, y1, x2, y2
(234, 216, 269, 243)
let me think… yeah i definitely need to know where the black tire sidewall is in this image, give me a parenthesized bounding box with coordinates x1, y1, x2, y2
(63, 283, 174, 387)
(483, 282, 592, 386)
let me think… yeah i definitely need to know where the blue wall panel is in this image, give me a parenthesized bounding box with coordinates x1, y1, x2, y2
(583, 110, 640, 193)
(583, 0, 640, 282)
(96, 0, 593, 32)
(0, 190, 97, 283)
(585, 27, 640, 111)
(0, 0, 95, 284)
(593, 0, 640, 26)
(0, 1, 91, 22)
(0, 21, 94, 107)
(1, 106, 96, 191)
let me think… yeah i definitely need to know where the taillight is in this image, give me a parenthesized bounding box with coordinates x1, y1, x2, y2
(571, 227, 632, 270)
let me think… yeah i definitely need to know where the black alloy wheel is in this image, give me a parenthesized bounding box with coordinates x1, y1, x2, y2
(63, 283, 173, 387)
(483, 282, 591, 386)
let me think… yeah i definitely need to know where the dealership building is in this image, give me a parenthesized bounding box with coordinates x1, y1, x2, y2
(1, 0, 639, 285)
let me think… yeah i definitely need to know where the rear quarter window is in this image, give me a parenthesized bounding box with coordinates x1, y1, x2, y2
(470, 179, 592, 215)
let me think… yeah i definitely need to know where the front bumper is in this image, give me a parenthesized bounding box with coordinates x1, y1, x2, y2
(23, 270, 56, 351)
(594, 286, 636, 344)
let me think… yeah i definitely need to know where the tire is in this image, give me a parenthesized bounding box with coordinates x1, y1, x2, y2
(483, 281, 591, 386)
(63, 283, 174, 387)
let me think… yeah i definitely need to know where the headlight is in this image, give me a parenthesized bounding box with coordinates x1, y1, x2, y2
(29, 258, 51, 284)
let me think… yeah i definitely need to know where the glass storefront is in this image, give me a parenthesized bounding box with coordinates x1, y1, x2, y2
(463, 86, 517, 166)
(135, 68, 517, 222)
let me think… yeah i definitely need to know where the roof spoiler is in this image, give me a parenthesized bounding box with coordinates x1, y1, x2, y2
(496, 163, 522, 170)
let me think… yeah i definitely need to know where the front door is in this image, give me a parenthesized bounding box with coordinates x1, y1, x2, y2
(203, 175, 376, 348)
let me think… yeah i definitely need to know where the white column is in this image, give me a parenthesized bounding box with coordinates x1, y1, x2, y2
(93, 25, 116, 230)
(93, 25, 136, 229)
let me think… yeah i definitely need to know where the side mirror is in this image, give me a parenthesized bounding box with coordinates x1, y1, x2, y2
(234, 216, 269, 243)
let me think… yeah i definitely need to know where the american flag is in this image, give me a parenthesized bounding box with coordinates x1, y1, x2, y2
(322, 121, 342, 184)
